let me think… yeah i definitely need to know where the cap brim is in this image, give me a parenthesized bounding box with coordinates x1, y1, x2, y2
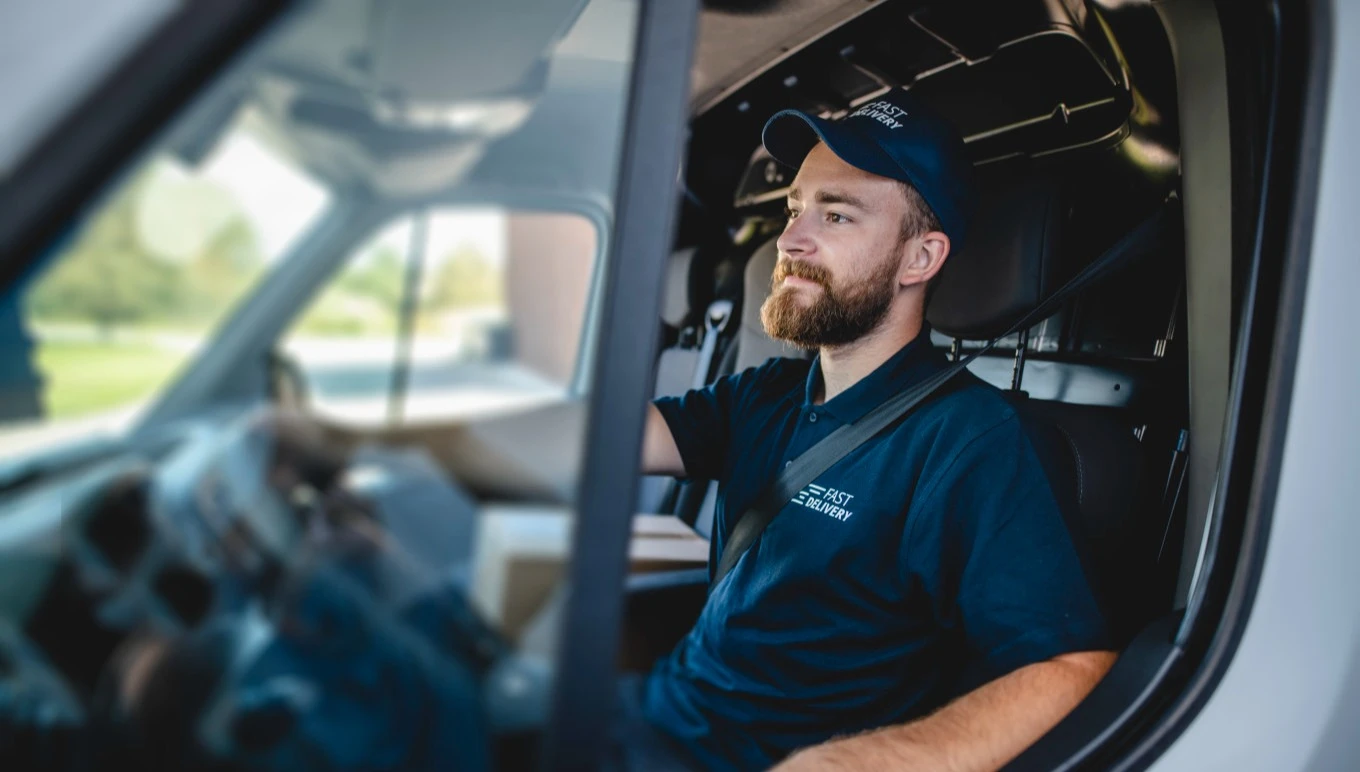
(761, 109, 904, 182)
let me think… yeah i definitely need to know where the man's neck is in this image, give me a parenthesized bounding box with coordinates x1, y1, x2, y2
(816, 309, 924, 403)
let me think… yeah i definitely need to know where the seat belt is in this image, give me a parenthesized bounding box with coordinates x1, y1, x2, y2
(712, 201, 1177, 587)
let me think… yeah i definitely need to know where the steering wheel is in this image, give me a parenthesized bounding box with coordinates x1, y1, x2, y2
(17, 409, 507, 771)
(150, 408, 504, 771)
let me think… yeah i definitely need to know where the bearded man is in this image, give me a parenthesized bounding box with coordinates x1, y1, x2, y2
(616, 90, 1114, 772)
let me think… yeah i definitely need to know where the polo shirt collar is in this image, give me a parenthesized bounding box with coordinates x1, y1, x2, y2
(803, 325, 948, 424)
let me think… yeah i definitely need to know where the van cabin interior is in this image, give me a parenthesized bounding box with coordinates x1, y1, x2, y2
(639, 0, 1185, 619)
(629, 0, 1224, 764)
(0, 0, 1285, 768)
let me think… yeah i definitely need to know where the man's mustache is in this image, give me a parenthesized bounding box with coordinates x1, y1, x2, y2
(772, 259, 831, 289)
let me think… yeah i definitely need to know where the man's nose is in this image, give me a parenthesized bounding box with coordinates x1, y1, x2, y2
(777, 214, 812, 258)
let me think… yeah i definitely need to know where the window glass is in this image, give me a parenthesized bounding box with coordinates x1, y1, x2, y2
(0, 0, 640, 768)
(3, 110, 329, 456)
(282, 208, 598, 426)
(405, 209, 597, 422)
(283, 217, 415, 424)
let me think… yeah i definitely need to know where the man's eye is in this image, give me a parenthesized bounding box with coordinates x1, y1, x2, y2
(826, 212, 850, 224)
(784, 206, 799, 219)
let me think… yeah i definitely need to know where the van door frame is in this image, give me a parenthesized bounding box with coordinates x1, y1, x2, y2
(537, 0, 700, 768)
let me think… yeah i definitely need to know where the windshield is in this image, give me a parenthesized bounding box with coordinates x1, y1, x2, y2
(0, 0, 645, 769)
(2, 109, 330, 458)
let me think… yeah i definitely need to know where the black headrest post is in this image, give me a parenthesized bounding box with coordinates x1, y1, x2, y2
(1010, 327, 1030, 392)
(949, 338, 962, 362)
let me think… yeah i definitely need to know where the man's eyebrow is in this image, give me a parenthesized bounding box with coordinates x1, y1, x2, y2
(814, 189, 871, 210)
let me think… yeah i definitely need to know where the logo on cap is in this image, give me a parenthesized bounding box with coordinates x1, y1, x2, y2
(847, 100, 910, 130)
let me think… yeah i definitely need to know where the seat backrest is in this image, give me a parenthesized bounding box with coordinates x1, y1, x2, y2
(927, 174, 1065, 340)
(660, 246, 701, 334)
(737, 237, 806, 371)
(926, 171, 1162, 642)
(653, 246, 709, 397)
(1010, 398, 1155, 642)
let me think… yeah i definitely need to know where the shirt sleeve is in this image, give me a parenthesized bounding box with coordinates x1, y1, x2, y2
(652, 362, 775, 481)
(904, 412, 1112, 691)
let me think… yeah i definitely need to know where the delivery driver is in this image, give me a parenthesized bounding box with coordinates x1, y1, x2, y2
(623, 89, 1115, 771)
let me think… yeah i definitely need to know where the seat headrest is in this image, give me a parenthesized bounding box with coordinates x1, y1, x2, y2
(660, 247, 706, 329)
(738, 237, 806, 370)
(926, 174, 1064, 341)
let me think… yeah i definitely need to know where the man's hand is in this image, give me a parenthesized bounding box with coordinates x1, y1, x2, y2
(772, 650, 1116, 772)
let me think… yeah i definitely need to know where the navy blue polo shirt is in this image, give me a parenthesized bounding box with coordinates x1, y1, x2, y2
(643, 330, 1109, 770)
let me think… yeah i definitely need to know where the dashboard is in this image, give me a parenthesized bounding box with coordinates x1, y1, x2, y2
(0, 407, 545, 771)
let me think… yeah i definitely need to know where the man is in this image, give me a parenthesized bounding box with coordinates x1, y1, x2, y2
(630, 89, 1115, 771)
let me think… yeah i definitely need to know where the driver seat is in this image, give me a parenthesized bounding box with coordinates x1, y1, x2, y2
(926, 171, 1170, 644)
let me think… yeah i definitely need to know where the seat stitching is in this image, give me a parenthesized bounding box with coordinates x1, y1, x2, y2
(1054, 423, 1086, 505)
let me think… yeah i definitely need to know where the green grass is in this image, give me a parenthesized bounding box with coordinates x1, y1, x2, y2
(34, 339, 191, 420)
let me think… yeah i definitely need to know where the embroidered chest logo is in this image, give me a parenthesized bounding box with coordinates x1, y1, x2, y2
(793, 484, 856, 521)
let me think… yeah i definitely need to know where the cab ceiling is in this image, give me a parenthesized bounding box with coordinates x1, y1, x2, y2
(692, 0, 874, 110)
(691, 0, 1155, 113)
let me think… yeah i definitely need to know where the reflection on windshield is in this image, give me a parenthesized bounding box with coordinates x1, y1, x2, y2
(2, 112, 329, 458)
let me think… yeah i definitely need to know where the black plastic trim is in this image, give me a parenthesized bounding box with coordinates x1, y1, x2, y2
(0, 0, 293, 292)
(538, 1, 700, 770)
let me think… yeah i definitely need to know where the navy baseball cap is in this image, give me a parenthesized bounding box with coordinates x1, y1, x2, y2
(762, 89, 974, 246)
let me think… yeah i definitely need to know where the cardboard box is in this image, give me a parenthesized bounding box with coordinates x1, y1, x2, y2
(470, 506, 707, 638)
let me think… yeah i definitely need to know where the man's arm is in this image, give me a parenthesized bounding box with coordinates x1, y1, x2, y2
(641, 403, 687, 477)
(774, 649, 1116, 772)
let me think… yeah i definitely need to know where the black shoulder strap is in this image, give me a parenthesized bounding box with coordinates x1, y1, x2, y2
(710, 201, 1176, 588)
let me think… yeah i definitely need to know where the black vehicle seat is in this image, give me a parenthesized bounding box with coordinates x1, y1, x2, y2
(927, 172, 1166, 644)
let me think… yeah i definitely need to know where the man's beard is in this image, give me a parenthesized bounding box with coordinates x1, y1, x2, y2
(760, 253, 898, 348)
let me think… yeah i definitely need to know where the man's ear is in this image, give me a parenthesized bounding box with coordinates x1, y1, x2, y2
(899, 230, 951, 288)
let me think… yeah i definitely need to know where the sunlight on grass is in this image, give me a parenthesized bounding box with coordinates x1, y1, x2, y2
(34, 339, 191, 419)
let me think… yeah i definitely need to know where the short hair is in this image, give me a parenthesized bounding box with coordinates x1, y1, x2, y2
(896, 180, 944, 242)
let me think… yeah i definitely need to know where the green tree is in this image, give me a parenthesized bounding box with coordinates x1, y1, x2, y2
(337, 246, 407, 312)
(25, 162, 266, 335)
(180, 217, 265, 323)
(292, 246, 408, 336)
(425, 244, 501, 311)
(26, 172, 182, 336)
